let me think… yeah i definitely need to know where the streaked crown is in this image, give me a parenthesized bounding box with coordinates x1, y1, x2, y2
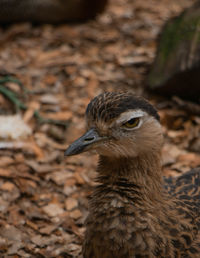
(86, 92, 159, 123)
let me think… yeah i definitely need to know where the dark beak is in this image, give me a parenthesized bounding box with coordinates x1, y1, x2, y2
(64, 128, 103, 156)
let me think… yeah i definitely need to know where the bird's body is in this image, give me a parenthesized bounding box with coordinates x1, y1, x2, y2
(65, 92, 200, 257)
(84, 161, 200, 258)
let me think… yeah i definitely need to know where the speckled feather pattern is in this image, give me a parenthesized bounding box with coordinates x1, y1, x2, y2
(78, 92, 200, 258)
(83, 159, 200, 258)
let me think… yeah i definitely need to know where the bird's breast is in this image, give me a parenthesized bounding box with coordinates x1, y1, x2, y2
(83, 190, 155, 257)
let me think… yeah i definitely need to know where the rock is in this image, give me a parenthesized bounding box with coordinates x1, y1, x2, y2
(0, 114, 32, 140)
(0, 0, 108, 24)
(148, 3, 200, 102)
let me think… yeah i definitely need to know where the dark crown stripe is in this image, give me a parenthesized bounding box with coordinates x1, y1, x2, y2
(86, 92, 160, 122)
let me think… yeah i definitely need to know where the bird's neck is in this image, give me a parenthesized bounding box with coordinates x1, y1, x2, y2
(97, 152, 164, 202)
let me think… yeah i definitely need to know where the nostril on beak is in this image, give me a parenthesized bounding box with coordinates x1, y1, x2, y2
(84, 136, 95, 142)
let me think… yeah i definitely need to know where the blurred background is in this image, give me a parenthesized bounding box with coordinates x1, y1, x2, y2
(0, 0, 199, 256)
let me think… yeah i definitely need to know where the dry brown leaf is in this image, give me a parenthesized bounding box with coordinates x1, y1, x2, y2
(41, 111, 72, 120)
(26, 160, 62, 174)
(16, 178, 37, 195)
(69, 209, 82, 220)
(74, 171, 86, 185)
(35, 132, 68, 150)
(177, 153, 200, 167)
(1, 182, 15, 191)
(65, 198, 78, 211)
(161, 143, 184, 166)
(0, 157, 14, 167)
(64, 177, 77, 187)
(0, 168, 13, 178)
(42, 75, 57, 85)
(23, 101, 40, 123)
(43, 203, 64, 217)
(39, 225, 58, 235)
(26, 220, 39, 231)
(0, 141, 44, 160)
(163, 169, 180, 177)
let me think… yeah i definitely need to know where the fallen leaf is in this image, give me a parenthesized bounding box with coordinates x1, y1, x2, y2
(65, 198, 78, 211)
(43, 203, 64, 217)
(177, 153, 200, 167)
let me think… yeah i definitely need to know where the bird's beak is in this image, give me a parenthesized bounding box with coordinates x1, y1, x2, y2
(64, 128, 104, 156)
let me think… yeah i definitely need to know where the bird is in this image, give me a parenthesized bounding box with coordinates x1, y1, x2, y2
(65, 92, 200, 258)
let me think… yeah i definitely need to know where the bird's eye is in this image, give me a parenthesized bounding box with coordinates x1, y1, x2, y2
(123, 117, 140, 128)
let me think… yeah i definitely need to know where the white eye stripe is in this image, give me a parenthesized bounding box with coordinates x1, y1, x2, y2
(115, 110, 146, 125)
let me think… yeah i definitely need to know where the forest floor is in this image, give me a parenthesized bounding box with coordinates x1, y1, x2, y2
(0, 0, 199, 257)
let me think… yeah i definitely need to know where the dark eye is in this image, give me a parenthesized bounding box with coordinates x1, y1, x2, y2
(123, 117, 140, 128)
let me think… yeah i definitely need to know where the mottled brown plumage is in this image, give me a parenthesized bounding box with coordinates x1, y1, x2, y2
(65, 92, 200, 258)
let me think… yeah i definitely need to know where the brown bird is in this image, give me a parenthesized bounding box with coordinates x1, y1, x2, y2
(65, 92, 200, 258)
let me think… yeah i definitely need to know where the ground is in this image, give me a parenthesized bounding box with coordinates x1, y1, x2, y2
(0, 0, 200, 257)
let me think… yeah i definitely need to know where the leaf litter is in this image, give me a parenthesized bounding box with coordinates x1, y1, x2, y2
(0, 0, 199, 257)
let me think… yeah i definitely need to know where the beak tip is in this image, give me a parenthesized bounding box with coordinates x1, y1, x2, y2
(64, 144, 83, 157)
(64, 147, 74, 157)
(64, 151, 69, 157)
(64, 128, 101, 157)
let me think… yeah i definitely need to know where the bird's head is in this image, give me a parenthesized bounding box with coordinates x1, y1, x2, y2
(65, 92, 163, 158)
